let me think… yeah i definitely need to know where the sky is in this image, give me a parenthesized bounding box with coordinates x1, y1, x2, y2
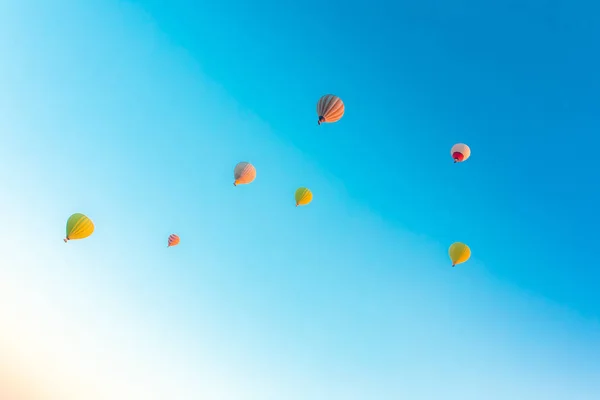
(0, 0, 599, 399)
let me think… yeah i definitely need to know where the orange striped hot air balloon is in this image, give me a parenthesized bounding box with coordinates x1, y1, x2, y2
(233, 162, 256, 186)
(317, 94, 344, 125)
(168, 234, 180, 247)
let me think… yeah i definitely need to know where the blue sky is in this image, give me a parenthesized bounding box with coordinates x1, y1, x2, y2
(0, 1, 598, 399)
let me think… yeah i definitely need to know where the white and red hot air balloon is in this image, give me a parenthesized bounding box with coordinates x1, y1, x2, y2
(451, 143, 471, 163)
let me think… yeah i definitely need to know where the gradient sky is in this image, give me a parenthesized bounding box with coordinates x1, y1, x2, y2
(1, 1, 599, 399)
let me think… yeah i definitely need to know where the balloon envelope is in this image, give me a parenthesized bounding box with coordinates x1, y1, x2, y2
(317, 94, 344, 125)
(168, 234, 180, 247)
(451, 143, 471, 163)
(449, 242, 471, 266)
(233, 162, 256, 186)
(295, 187, 313, 206)
(65, 213, 94, 243)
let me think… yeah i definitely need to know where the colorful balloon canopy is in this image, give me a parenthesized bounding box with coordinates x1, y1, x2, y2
(451, 143, 471, 163)
(295, 187, 313, 207)
(233, 162, 256, 186)
(168, 234, 180, 247)
(56, 92, 487, 272)
(64, 213, 94, 243)
(448, 242, 471, 267)
(317, 94, 345, 125)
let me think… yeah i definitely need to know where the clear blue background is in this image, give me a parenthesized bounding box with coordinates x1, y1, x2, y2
(0, 1, 598, 399)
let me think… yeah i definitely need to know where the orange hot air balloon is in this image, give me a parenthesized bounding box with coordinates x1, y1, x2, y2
(233, 162, 256, 186)
(317, 94, 344, 125)
(451, 143, 471, 163)
(168, 234, 180, 247)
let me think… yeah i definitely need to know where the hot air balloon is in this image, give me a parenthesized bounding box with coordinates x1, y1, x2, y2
(64, 213, 94, 243)
(449, 242, 471, 267)
(168, 234, 180, 247)
(295, 187, 313, 207)
(451, 143, 471, 163)
(317, 94, 344, 125)
(233, 162, 256, 186)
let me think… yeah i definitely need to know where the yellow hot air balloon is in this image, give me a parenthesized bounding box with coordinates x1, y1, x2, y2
(317, 94, 344, 125)
(233, 162, 256, 186)
(449, 242, 471, 267)
(64, 213, 94, 243)
(451, 143, 471, 163)
(295, 187, 313, 207)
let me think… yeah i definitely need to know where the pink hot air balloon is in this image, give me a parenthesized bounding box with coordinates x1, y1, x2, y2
(168, 234, 180, 247)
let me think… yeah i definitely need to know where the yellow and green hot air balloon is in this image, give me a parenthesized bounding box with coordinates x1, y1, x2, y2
(295, 187, 313, 207)
(64, 213, 94, 243)
(448, 242, 470, 267)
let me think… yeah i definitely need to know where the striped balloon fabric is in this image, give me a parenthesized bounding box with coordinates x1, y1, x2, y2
(233, 161, 256, 186)
(167, 234, 180, 247)
(317, 94, 345, 125)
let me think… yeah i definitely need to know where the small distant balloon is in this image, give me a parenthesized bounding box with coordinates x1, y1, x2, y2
(448, 242, 471, 267)
(451, 143, 471, 163)
(233, 162, 256, 186)
(168, 234, 180, 247)
(64, 213, 94, 243)
(317, 94, 344, 125)
(295, 187, 313, 207)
